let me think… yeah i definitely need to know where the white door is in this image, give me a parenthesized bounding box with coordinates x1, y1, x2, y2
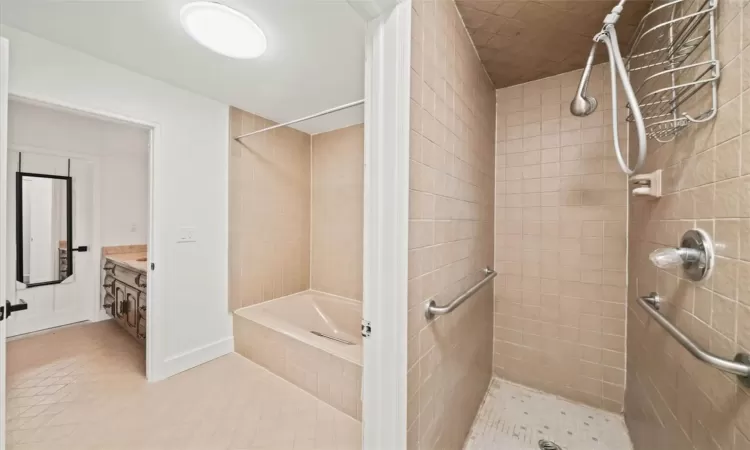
(6, 152, 94, 337)
(1, 36, 11, 450)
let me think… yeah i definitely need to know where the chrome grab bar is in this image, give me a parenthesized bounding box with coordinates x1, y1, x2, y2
(425, 267, 497, 320)
(637, 293, 750, 386)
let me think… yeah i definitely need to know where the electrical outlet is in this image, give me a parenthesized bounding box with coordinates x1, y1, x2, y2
(178, 226, 196, 243)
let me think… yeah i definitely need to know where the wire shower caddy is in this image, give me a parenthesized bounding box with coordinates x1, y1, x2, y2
(625, 0, 719, 142)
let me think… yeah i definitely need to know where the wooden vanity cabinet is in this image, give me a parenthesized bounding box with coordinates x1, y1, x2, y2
(103, 261, 147, 344)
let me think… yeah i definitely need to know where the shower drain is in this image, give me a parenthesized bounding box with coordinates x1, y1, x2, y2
(538, 440, 563, 450)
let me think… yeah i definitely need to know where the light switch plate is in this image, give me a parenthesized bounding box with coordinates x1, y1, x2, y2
(178, 226, 196, 243)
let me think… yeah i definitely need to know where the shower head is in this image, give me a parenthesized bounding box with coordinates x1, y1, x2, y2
(570, 95, 598, 117)
(570, 43, 599, 117)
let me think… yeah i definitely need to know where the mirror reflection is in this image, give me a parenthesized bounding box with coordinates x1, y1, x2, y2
(17, 174, 72, 286)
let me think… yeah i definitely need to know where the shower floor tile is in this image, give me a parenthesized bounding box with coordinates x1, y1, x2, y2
(464, 378, 632, 450)
(5, 320, 361, 450)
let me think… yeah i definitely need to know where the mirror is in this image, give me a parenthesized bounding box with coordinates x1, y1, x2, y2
(16, 172, 73, 287)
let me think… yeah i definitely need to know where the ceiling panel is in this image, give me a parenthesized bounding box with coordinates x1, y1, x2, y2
(456, 0, 653, 87)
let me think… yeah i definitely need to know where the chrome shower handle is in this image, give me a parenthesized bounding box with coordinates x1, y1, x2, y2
(570, 44, 599, 117)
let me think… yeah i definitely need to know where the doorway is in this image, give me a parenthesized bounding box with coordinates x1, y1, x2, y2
(1, 98, 155, 448)
(4, 98, 153, 372)
(5, 98, 151, 380)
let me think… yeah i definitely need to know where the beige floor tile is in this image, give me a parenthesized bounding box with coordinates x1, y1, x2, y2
(6, 320, 361, 450)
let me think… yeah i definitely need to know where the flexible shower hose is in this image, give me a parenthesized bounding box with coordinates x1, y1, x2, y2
(595, 25, 647, 175)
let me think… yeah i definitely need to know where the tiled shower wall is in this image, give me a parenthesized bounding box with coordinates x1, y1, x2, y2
(493, 66, 629, 412)
(408, 1, 496, 449)
(625, 2, 750, 449)
(229, 107, 312, 310)
(229, 108, 365, 310)
(311, 124, 364, 300)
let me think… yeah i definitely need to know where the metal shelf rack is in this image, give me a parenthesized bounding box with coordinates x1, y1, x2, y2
(625, 0, 719, 142)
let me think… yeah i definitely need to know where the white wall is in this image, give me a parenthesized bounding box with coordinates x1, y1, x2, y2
(99, 156, 148, 246)
(9, 100, 150, 247)
(1, 25, 232, 381)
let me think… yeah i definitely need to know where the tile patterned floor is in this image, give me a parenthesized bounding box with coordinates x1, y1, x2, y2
(464, 378, 632, 450)
(5, 320, 361, 450)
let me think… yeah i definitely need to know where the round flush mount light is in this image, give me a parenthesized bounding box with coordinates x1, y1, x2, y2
(180, 2, 266, 59)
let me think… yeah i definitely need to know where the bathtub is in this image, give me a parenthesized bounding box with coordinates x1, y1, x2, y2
(233, 290, 362, 420)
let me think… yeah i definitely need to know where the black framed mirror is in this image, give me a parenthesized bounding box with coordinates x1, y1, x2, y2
(16, 172, 73, 287)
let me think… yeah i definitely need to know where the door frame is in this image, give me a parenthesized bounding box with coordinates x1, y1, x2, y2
(360, 1, 411, 449)
(5, 93, 159, 382)
(1, 36, 10, 450)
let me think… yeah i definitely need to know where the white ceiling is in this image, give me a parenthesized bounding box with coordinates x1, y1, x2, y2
(0, 0, 366, 134)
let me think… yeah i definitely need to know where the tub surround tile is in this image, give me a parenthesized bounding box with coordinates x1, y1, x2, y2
(229, 108, 312, 310)
(311, 124, 365, 301)
(234, 313, 362, 421)
(229, 109, 365, 311)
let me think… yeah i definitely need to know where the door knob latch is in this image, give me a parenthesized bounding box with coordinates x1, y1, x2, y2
(0, 299, 28, 321)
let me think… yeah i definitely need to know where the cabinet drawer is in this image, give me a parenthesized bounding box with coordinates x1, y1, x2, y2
(106, 260, 147, 290)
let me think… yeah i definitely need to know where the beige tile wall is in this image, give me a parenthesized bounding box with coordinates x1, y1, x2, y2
(624, 1, 750, 448)
(311, 124, 365, 300)
(493, 65, 629, 412)
(229, 108, 365, 310)
(234, 314, 362, 420)
(408, 1, 496, 449)
(229, 107, 312, 310)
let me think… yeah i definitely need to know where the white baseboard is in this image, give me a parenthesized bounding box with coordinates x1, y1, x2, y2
(153, 336, 234, 382)
(92, 308, 112, 322)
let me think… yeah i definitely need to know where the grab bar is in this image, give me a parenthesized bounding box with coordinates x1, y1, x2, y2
(637, 293, 750, 386)
(425, 267, 497, 320)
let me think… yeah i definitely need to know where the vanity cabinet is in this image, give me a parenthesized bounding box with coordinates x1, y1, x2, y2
(103, 259, 147, 344)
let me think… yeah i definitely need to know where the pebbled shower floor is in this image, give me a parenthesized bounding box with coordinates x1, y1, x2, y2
(464, 378, 632, 450)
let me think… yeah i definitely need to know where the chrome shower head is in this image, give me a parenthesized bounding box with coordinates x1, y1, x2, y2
(570, 43, 599, 117)
(570, 95, 598, 117)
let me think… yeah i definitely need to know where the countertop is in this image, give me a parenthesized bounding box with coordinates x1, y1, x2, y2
(106, 252, 148, 273)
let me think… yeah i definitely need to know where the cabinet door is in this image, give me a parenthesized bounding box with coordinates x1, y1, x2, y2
(114, 280, 128, 327)
(124, 286, 139, 337)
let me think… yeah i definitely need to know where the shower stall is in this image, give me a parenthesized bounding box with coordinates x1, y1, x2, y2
(400, 0, 741, 448)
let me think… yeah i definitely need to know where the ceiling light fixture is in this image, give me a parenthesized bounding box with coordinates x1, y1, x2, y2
(180, 2, 266, 59)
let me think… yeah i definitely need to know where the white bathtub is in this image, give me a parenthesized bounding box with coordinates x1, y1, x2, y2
(234, 290, 362, 419)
